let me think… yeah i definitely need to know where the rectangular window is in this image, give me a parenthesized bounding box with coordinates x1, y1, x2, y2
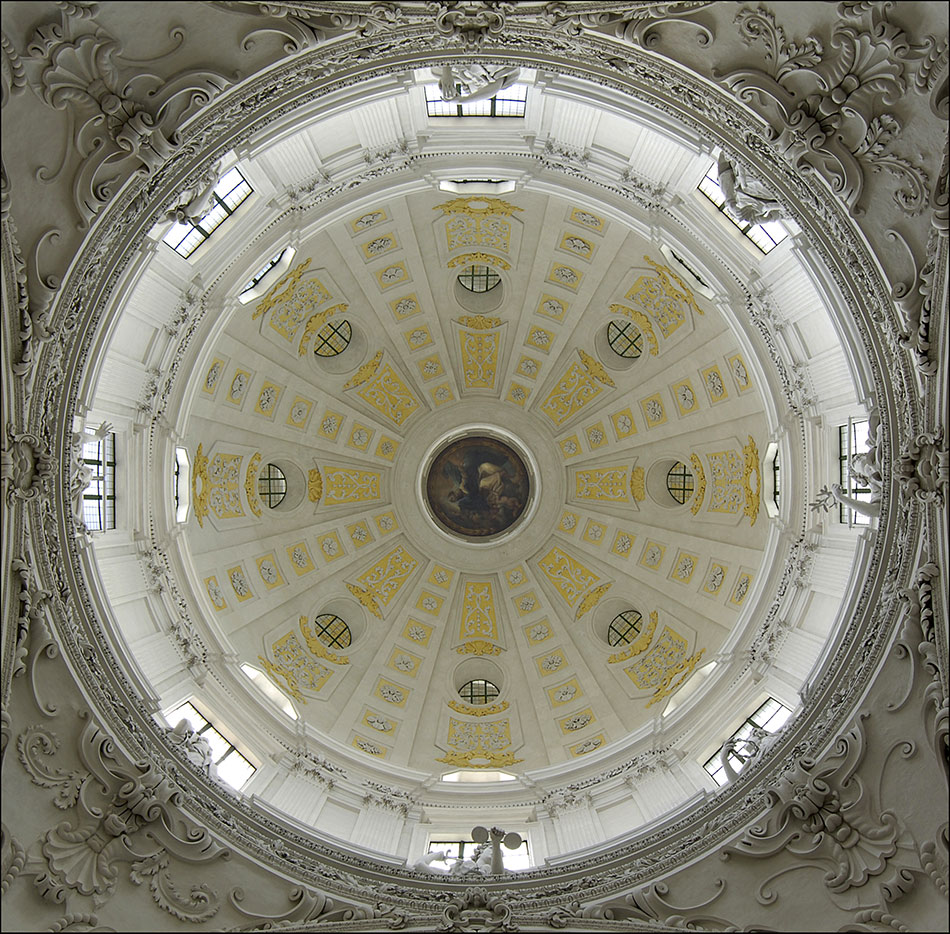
(164, 701, 256, 791)
(698, 163, 788, 254)
(82, 432, 116, 531)
(703, 697, 793, 787)
(838, 418, 872, 526)
(162, 167, 253, 258)
(425, 83, 528, 118)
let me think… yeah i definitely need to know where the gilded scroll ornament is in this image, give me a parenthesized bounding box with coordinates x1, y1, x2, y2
(743, 435, 761, 525)
(690, 453, 706, 515)
(578, 349, 615, 387)
(646, 649, 706, 708)
(191, 443, 210, 527)
(244, 452, 262, 517)
(345, 545, 420, 620)
(608, 611, 659, 663)
(631, 466, 646, 502)
(447, 251, 511, 271)
(448, 699, 510, 716)
(575, 582, 612, 619)
(538, 546, 599, 608)
(434, 197, 523, 217)
(436, 718, 523, 768)
(458, 315, 502, 329)
(643, 255, 704, 317)
(308, 467, 322, 504)
(456, 640, 503, 656)
(343, 350, 383, 389)
(252, 257, 312, 321)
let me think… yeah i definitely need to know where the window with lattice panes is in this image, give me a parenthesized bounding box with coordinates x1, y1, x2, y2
(703, 697, 793, 787)
(607, 610, 642, 646)
(606, 319, 643, 359)
(666, 461, 694, 505)
(458, 678, 500, 705)
(257, 463, 287, 507)
(457, 265, 501, 293)
(312, 614, 351, 649)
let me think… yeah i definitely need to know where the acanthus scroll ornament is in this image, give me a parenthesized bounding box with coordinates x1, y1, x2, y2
(720, 6, 936, 218)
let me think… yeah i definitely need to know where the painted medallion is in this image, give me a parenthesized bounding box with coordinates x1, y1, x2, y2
(426, 436, 530, 538)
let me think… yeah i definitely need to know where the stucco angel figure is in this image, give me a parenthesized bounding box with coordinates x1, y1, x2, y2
(432, 63, 521, 104)
(716, 153, 786, 225)
(69, 421, 113, 520)
(169, 718, 217, 778)
(810, 411, 883, 519)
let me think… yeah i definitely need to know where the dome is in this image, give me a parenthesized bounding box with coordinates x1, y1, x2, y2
(2, 3, 947, 931)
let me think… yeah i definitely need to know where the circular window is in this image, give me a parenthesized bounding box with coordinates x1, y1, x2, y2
(313, 319, 352, 357)
(457, 265, 500, 293)
(666, 461, 694, 504)
(606, 320, 643, 359)
(258, 463, 287, 507)
(312, 613, 351, 649)
(607, 610, 643, 646)
(458, 678, 500, 705)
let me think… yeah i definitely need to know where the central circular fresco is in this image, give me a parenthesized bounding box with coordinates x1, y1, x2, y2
(425, 435, 531, 539)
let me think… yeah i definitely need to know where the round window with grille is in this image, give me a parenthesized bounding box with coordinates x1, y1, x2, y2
(312, 613, 352, 649)
(258, 463, 287, 507)
(666, 461, 694, 504)
(457, 265, 500, 293)
(607, 610, 643, 646)
(458, 678, 500, 705)
(606, 319, 643, 359)
(313, 320, 352, 357)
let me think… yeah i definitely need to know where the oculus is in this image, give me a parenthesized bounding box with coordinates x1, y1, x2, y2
(426, 435, 530, 538)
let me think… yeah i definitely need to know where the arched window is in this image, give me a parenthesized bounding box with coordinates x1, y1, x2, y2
(457, 265, 500, 293)
(607, 610, 642, 646)
(313, 320, 352, 357)
(666, 461, 694, 504)
(312, 613, 351, 649)
(606, 319, 643, 359)
(258, 463, 287, 507)
(458, 678, 500, 705)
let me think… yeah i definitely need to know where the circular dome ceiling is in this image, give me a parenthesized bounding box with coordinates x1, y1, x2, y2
(172, 175, 779, 780)
(12, 8, 944, 919)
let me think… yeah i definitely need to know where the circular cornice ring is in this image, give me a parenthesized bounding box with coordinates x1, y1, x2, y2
(19, 16, 922, 905)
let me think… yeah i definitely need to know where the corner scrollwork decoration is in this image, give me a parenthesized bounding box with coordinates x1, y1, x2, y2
(722, 713, 920, 905)
(25, 24, 230, 229)
(17, 714, 229, 922)
(720, 6, 938, 218)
